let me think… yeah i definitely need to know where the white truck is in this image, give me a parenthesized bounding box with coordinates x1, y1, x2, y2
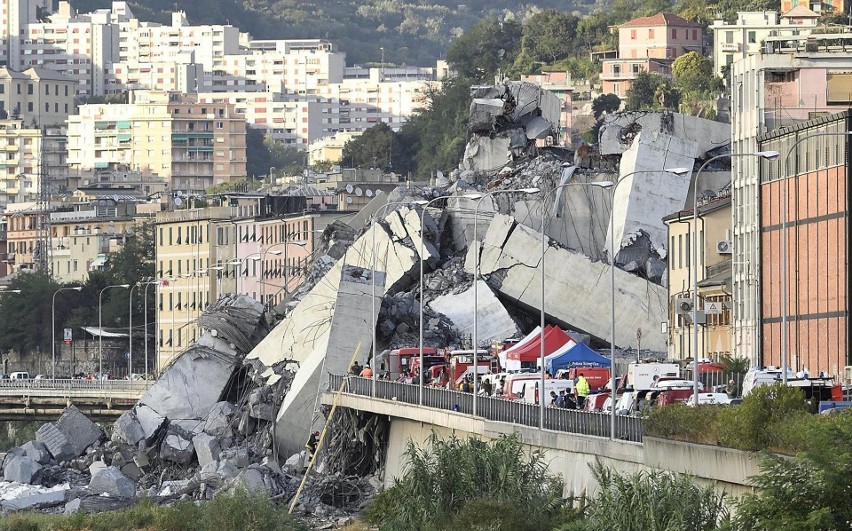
(626, 363, 680, 391)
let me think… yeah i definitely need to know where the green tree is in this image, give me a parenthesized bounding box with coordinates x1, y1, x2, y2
(245, 126, 272, 180)
(0, 272, 62, 355)
(672, 51, 720, 96)
(625, 72, 680, 111)
(341, 122, 405, 172)
(592, 93, 622, 120)
(579, 461, 729, 530)
(734, 410, 852, 530)
(519, 10, 580, 66)
(264, 137, 307, 176)
(446, 17, 522, 81)
(365, 433, 564, 530)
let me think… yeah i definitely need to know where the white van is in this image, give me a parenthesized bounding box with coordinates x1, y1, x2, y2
(742, 367, 794, 396)
(9, 371, 30, 380)
(519, 379, 575, 405)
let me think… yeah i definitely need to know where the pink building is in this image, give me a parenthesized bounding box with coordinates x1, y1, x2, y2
(602, 13, 704, 97)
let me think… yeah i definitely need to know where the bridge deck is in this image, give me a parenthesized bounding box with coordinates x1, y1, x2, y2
(0, 379, 149, 421)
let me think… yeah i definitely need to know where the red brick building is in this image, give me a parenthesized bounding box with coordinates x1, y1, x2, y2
(758, 111, 850, 378)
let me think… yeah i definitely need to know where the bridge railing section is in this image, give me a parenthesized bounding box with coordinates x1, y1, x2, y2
(0, 379, 152, 393)
(329, 374, 642, 443)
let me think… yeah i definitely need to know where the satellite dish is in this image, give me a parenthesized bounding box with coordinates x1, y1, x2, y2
(345, 184, 354, 194)
(365, 189, 373, 197)
(346, 196, 353, 204)
(176, 190, 184, 196)
(355, 187, 363, 197)
(174, 197, 184, 207)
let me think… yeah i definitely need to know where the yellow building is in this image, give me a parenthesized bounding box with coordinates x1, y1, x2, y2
(0, 67, 77, 127)
(0, 119, 43, 208)
(66, 91, 247, 193)
(663, 194, 734, 361)
(308, 131, 361, 165)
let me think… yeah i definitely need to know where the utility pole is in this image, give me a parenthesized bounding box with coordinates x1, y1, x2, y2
(36, 141, 51, 274)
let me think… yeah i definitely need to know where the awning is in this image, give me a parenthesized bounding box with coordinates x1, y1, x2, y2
(504, 326, 571, 370)
(94, 161, 109, 168)
(82, 326, 128, 338)
(117, 133, 131, 142)
(89, 255, 107, 270)
(116, 120, 131, 130)
(499, 326, 541, 368)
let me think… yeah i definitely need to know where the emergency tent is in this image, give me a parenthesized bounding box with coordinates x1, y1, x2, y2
(543, 342, 610, 375)
(504, 326, 571, 371)
(498, 326, 541, 368)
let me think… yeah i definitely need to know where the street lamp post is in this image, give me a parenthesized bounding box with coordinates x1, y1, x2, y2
(141, 279, 162, 378)
(606, 167, 691, 439)
(780, 133, 851, 384)
(473, 188, 538, 416)
(538, 180, 612, 429)
(690, 151, 779, 399)
(52, 286, 82, 380)
(99, 284, 130, 379)
(418, 193, 481, 405)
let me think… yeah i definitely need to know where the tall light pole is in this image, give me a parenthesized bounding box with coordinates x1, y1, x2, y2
(371, 200, 421, 396)
(781, 133, 851, 384)
(418, 193, 481, 405)
(99, 284, 130, 379)
(473, 188, 537, 415)
(52, 286, 82, 380)
(141, 278, 163, 378)
(538, 180, 612, 429)
(691, 151, 779, 399)
(607, 167, 691, 439)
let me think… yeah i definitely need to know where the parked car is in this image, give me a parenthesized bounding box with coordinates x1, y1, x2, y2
(9, 371, 30, 380)
(687, 392, 734, 406)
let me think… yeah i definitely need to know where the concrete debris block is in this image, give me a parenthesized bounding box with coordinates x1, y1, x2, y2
(56, 405, 104, 457)
(472, 213, 667, 352)
(524, 115, 553, 140)
(607, 130, 696, 258)
(283, 451, 309, 475)
(203, 401, 238, 437)
(158, 479, 192, 497)
(36, 422, 76, 463)
(249, 402, 275, 421)
(230, 468, 267, 493)
(65, 498, 82, 514)
(599, 111, 729, 157)
(159, 427, 195, 466)
(88, 466, 136, 497)
(21, 440, 51, 465)
(3, 455, 42, 484)
(120, 462, 143, 481)
(237, 412, 256, 437)
(89, 459, 107, 478)
(429, 280, 519, 345)
(192, 433, 221, 470)
(224, 447, 250, 468)
(135, 404, 166, 440)
(112, 411, 145, 446)
(461, 135, 511, 172)
(217, 459, 239, 479)
(1, 488, 66, 511)
(274, 264, 384, 457)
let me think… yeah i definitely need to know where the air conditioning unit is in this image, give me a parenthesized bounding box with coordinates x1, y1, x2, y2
(716, 240, 733, 254)
(675, 297, 694, 316)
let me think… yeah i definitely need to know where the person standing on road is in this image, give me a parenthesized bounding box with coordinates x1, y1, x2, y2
(575, 373, 590, 409)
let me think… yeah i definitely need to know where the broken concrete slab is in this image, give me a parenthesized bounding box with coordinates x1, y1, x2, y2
(21, 440, 51, 465)
(203, 401, 237, 437)
(468, 213, 667, 352)
(35, 423, 76, 463)
(89, 466, 136, 498)
(3, 455, 42, 484)
(192, 433, 221, 470)
(135, 404, 166, 440)
(274, 265, 385, 457)
(112, 411, 145, 446)
(607, 130, 695, 258)
(120, 462, 143, 481)
(1, 488, 66, 511)
(428, 280, 519, 345)
(461, 135, 511, 172)
(65, 498, 82, 514)
(249, 402, 275, 421)
(159, 426, 195, 466)
(230, 468, 267, 493)
(247, 206, 427, 371)
(599, 111, 729, 157)
(56, 405, 104, 457)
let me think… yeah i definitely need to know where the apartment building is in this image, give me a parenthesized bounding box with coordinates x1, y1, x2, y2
(663, 195, 734, 361)
(0, 218, 8, 277)
(309, 131, 361, 165)
(0, 67, 76, 125)
(756, 112, 849, 378)
(730, 33, 852, 365)
(0, 119, 42, 207)
(66, 91, 246, 192)
(710, 10, 820, 77)
(2, 201, 40, 271)
(781, 0, 845, 14)
(601, 13, 703, 97)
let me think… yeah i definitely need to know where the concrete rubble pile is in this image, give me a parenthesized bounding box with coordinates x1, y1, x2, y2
(462, 81, 561, 172)
(0, 295, 315, 514)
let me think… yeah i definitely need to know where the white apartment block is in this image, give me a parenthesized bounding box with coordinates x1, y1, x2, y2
(730, 33, 852, 365)
(0, 119, 42, 207)
(710, 10, 820, 77)
(66, 91, 246, 192)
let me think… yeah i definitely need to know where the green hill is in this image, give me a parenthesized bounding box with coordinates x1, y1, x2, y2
(69, 0, 596, 65)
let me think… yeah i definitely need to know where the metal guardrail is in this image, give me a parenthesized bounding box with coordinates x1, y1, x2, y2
(0, 379, 151, 397)
(329, 375, 643, 443)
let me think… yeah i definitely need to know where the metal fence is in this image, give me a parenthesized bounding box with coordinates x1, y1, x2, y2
(329, 375, 643, 443)
(0, 378, 151, 393)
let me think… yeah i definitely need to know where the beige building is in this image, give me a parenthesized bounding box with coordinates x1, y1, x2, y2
(663, 195, 733, 361)
(0, 119, 42, 207)
(0, 67, 76, 126)
(308, 131, 360, 165)
(49, 208, 138, 283)
(66, 91, 246, 192)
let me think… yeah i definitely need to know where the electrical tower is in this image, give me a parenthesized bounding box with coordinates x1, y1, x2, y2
(35, 136, 51, 275)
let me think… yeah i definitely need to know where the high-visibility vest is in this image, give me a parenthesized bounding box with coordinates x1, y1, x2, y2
(576, 377, 590, 397)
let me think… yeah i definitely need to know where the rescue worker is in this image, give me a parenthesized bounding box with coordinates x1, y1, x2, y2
(575, 372, 590, 409)
(306, 431, 320, 455)
(350, 361, 362, 375)
(360, 364, 373, 378)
